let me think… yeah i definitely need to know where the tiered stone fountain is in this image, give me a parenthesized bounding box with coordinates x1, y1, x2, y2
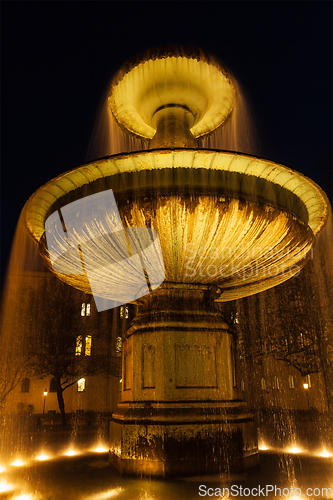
(24, 46, 329, 477)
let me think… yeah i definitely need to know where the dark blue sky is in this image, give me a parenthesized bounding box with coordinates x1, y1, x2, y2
(1, 1, 332, 284)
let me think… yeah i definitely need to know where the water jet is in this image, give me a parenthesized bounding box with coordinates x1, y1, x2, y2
(23, 46, 329, 477)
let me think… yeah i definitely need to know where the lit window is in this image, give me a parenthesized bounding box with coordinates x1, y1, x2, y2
(240, 379, 245, 392)
(21, 378, 30, 393)
(116, 336, 122, 357)
(261, 378, 266, 391)
(81, 303, 91, 316)
(85, 335, 92, 356)
(274, 376, 280, 390)
(306, 374, 311, 388)
(120, 305, 129, 319)
(288, 375, 294, 389)
(77, 378, 86, 392)
(75, 336, 82, 356)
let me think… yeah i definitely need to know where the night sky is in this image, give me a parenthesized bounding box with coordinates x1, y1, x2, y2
(1, 1, 332, 285)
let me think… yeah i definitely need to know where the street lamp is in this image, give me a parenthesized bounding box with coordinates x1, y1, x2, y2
(43, 389, 48, 417)
(303, 383, 309, 410)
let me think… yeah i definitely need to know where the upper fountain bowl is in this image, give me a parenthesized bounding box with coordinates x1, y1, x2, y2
(108, 45, 236, 143)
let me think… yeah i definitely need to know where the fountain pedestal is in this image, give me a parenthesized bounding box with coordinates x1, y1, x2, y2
(109, 284, 258, 477)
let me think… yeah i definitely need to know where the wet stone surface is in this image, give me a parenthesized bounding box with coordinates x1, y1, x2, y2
(1, 451, 332, 500)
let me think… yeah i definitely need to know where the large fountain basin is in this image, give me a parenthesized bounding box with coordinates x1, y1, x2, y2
(24, 149, 328, 302)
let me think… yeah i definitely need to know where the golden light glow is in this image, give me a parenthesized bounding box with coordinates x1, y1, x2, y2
(83, 487, 124, 500)
(0, 480, 14, 493)
(64, 448, 78, 457)
(303, 383, 309, 389)
(92, 445, 108, 453)
(36, 452, 50, 461)
(286, 446, 302, 454)
(259, 443, 269, 450)
(11, 458, 26, 467)
(318, 449, 332, 458)
(12, 494, 35, 500)
(109, 47, 235, 140)
(0, 464, 6, 473)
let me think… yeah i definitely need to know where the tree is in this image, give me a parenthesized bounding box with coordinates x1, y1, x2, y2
(217, 254, 332, 413)
(26, 274, 117, 425)
(0, 341, 34, 410)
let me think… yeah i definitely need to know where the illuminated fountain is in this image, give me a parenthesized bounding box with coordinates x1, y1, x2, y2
(23, 46, 329, 477)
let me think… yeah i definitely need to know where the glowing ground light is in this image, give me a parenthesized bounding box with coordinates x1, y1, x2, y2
(11, 458, 26, 467)
(259, 443, 269, 450)
(12, 494, 35, 500)
(318, 449, 333, 458)
(0, 464, 6, 473)
(64, 448, 78, 456)
(0, 480, 14, 493)
(93, 445, 108, 453)
(36, 452, 50, 461)
(286, 446, 302, 454)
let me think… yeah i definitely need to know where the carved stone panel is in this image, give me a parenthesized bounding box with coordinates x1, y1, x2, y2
(142, 344, 155, 389)
(124, 348, 133, 391)
(175, 343, 217, 388)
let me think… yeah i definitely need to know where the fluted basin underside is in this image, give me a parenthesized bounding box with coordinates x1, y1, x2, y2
(25, 149, 328, 302)
(123, 194, 313, 301)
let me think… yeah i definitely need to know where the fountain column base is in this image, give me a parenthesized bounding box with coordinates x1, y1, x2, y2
(109, 284, 259, 477)
(109, 401, 258, 477)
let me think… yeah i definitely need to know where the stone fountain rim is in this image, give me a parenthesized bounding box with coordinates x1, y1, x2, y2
(24, 148, 329, 242)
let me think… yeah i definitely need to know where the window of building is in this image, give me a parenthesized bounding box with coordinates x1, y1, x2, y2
(77, 378, 86, 392)
(75, 335, 83, 356)
(120, 305, 129, 319)
(21, 378, 30, 393)
(116, 336, 122, 357)
(49, 378, 57, 392)
(85, 335, 92, 356)
(274, 376, 280, 390)
(288, 375, 294, 389)
(261, 378, 266, 391)
(81, 303, 91, 316)
(76, 335, 92, 356)
(240, 379, 245, 392)
(306, 374, 311, 388)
